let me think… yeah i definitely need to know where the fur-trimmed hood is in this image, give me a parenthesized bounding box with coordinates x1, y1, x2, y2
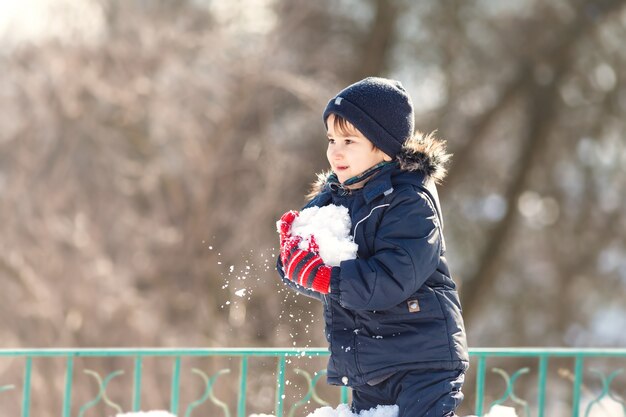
(308, 131, 451, 199)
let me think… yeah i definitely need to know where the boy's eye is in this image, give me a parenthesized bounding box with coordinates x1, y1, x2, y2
(327, 138, 335, 144)
(344, 139, 354, 145)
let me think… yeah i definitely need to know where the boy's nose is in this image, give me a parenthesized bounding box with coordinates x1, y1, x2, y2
(330, 147, 343, 158)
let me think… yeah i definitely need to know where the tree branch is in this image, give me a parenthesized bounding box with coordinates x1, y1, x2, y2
(352, 0, 400, 80)
(460, 0, 626, 324)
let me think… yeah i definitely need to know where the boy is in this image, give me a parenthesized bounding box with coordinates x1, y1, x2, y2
(276, 77, 468, 417)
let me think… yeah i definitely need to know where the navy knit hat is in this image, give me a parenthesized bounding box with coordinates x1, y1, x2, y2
(323, 77, 415, 158)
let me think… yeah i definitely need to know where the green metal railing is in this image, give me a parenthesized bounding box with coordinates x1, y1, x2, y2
(0, 348, 625, 417)
(470, 348, 626, 417)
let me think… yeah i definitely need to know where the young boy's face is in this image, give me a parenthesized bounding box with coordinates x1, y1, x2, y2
(326, 114, 390, 184)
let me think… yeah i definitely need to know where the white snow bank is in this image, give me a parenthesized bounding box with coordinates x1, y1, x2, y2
(484, 405, 518, 417)
(108, 398, 626, 417)
(293, 403, 515, 417)
(250, 403, 398, 417)
(290, 205, 358, 267)
(464, 405, 518, 417)
(114, 403, 521, 417)
(584, 398, 625, 417)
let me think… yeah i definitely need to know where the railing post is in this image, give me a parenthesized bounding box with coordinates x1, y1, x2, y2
(275, 355, 287, 417)
(537, 355, 548, 417)
(572, 356, 584, 417)
(133, 356, 143, 411)
(475, 355, 487, 416)
(170, 356, 182, 416)
(22, 356, 32, 417)
(340, 386, 349, 405)
(238, 356, 248, 417)
(62, 355, 74, 417)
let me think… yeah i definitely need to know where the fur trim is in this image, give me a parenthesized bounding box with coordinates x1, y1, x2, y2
(396, 131, 451, 185)
(306, 131, 451, 200)
(306, 170, 333, 200)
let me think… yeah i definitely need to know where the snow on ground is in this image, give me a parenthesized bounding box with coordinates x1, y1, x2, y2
(112, 404, 516, 417)
(290, 205, 358, 266)
(250, 404, 398, 417)
(584, 398, 626, 417)
(249, 403, 518, 417)
(113, 397, 626, 417)
(483, 405, 518, 417)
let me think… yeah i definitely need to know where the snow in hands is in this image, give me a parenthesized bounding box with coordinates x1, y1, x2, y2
(289, 205, 358, 267)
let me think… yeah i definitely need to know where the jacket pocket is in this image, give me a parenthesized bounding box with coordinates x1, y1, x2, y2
(356, 289, 451, 374)
(377, 289, 445, 323)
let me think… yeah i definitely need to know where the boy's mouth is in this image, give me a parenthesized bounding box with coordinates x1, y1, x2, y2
(336, 166, 349, 171)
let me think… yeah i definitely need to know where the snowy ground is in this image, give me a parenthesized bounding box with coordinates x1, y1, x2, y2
(114, 404, 518, 417)
(250, 404, 398, 417)
(249, 404, 517, 417)
(113, 400, 626, 417)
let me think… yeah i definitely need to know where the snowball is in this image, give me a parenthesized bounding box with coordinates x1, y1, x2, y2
(290, 205, 358, 267)
(116, 412, 177, 417)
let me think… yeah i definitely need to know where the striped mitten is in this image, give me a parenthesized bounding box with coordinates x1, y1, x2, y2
(282, 235, 332, 294)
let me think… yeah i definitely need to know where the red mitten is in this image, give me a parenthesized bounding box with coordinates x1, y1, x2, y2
(278, 210, 299, 244)
(283, 235, 332, 294)
(277, 210, 300, 266)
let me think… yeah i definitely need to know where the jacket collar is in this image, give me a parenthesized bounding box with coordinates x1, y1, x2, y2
(310, 163, 431, 206)
(307, 131, 450, 202)
(361, 163, 395, 203)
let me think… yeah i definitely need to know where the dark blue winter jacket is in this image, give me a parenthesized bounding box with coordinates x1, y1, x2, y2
(277, 136, 469, 387)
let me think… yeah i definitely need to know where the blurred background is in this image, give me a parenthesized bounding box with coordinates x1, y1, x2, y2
(0, 0, 625, 414)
